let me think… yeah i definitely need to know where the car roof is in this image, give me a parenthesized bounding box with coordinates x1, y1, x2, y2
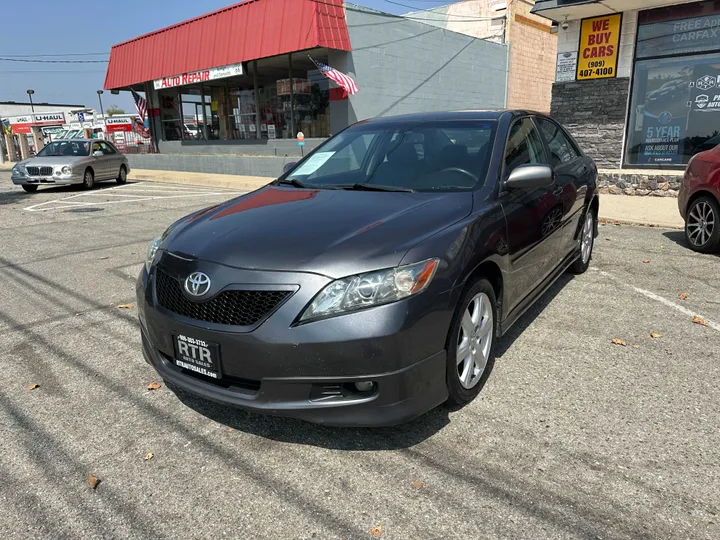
(52, 138, 94, 143)
(360, 109, 548, 125)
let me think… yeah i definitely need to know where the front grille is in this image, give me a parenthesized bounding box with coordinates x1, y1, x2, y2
(26, 166, 53, 176)
(155, 269, 291, 326)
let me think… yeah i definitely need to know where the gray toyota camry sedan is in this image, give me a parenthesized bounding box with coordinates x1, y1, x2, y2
(138, 110, 598, 426)
(11, 139, 129, 192)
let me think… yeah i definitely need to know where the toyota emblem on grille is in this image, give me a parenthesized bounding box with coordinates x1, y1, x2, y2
(184, 272, 211, 297)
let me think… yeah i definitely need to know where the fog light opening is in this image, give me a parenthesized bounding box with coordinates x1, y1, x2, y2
(354, 381, 375, 393)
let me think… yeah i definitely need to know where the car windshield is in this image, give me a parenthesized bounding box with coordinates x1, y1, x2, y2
(283, 120, 497, 192)
(36, 141, 91, 157)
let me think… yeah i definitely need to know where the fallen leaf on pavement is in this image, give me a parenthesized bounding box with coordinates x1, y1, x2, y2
(679, 293, 689, 301)
(411, 481, 424, 489)
(370, 526, 383, 537)
(611, 338, 627, 346)
(632, 345, 640, 349)
(27, 383, 40, 390)
(590, 464, 602, 471)
(642, 259, 650, 263)
(117, 303, 134, 309)
(144, 452, 154, 461)
(650, 333, 663, 338)
(88, 474, 101, 490)
(692, 316, 709, 327)
(147, 381, 161, 390)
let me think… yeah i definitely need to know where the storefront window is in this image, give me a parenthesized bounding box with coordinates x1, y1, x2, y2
(626, 1, 720, 166)
(154, 54, 333, 144)
(159, 90, 184, 141)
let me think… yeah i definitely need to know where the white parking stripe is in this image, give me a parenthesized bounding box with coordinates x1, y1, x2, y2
(23, 181, 243, 212)
(594, 269, 720, 333)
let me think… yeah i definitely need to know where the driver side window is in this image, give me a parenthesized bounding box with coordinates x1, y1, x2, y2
(504, 118, 548, 176)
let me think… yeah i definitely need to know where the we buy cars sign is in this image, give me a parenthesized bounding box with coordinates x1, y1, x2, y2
(104, 116, 133, 133)
(8, 112, 66, 134)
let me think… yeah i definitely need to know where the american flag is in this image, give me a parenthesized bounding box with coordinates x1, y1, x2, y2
(131, 90, 148, 121)
(310, 57, 359, 95)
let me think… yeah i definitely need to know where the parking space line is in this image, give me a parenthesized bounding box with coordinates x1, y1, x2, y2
(595, 269, 720, 332)
(23, 184, 243, 212)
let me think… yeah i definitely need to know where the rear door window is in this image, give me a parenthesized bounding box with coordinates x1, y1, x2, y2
(535, 118, 580, 167)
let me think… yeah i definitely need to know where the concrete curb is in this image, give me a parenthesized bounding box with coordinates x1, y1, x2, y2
(129, 169, 270, 191)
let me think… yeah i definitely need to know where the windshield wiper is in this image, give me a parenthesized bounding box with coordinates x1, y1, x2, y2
(347, 183, 414, 193)
(276, 178, 307, 188)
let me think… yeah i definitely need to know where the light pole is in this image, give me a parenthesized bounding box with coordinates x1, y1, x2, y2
(26, 89, 35, 113)
(96, 90, 105, 119)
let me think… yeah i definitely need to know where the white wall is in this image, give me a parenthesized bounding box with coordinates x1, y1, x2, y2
(556, 9, 638, 80)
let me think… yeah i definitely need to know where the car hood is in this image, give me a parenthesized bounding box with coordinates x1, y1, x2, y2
(18, 156, 88, 167)
(163, 186, 472, 278)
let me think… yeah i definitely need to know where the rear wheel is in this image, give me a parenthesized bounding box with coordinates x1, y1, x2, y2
(82, 169, 95, 190)
(116, 165, 127, 185)
(685, 196, 720, 253)
(570, 209, 595, 274)
(22, 185, 38, 193)
(446, 278, 498, 406)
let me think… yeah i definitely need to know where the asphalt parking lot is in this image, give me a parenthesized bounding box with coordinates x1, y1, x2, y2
(1, 173, 718, 540)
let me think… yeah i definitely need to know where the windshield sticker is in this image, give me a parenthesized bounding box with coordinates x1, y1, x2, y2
(291, 152, 335, 176)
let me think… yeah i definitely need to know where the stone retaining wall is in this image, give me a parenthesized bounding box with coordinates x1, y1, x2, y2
(597, 170, 684, 197)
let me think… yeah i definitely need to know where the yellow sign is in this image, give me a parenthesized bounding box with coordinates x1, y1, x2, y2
(577, 14, 622, 80)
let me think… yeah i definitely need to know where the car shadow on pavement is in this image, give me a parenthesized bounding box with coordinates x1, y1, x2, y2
(169, 384, 451, 450)
(662, 230, 720, 257)
(495, 273, 574, 358)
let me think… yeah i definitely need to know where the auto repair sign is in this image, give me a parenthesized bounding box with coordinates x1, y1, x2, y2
(153, 62, 244, 90)
(577, 14, 622, 80)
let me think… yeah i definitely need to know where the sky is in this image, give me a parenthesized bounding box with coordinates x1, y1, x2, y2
(0, 0, 453, 114)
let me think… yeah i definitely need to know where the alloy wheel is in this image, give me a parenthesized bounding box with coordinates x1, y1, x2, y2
(456, 292, 493, 389)
(687, 200, 715, 248)
(84, 170, 94, 188)
(581, 212, 594, 264)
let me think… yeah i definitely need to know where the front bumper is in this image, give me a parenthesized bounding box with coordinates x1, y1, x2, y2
(12, 173, 80, 186)
(136, 256, 453, 426)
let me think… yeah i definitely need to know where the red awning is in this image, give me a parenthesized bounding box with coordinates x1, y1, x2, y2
(104, 0, 351, 90)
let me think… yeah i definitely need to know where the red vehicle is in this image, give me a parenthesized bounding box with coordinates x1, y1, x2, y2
(679, 147, 720, 253)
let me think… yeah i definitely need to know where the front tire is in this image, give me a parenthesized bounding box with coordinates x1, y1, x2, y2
(446, 278, 498, 406)
(82, 169, 95, 190)
(570, 209, 596, 274)
(685, 196, 720, 253)
(116, 166, 127, 185)
(21, 185, 38, 193)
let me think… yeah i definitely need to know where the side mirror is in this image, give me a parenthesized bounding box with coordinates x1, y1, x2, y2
(505, 164, 554, 189)
(93, 150, 103, 157)
(282, 161, 297, 174)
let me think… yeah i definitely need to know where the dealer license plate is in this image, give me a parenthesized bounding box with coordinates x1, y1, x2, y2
(173, 334, 221, 379)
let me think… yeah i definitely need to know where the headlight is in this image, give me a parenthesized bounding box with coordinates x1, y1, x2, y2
(299, 259, 439, 322)
(145, 237, 161, 272)
(12, 166, 26, 176)
(61, 166, 72, 175)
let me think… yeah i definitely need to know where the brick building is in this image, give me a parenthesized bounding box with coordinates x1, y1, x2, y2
(404, 0, 558, 113)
